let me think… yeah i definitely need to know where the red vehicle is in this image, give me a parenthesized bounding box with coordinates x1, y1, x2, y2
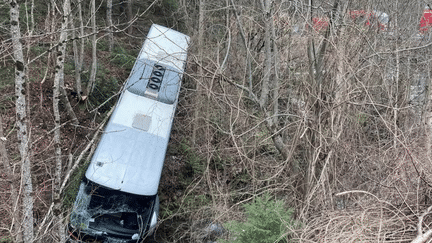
(311, 17, 330, 31)
(308, 10, 388, 32)
(420, 9, 432, 33)
(349, 10, 388, 30)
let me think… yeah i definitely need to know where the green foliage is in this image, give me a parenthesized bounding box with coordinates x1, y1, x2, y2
(110, 46, 136, 71)
(30, 45, 47, 56)
(162, 0, 178, 11)
(220, 193, 295, 243)
(82, 61, 120, 114)
(210, 153, 228, 171)
(64, 61, 75, 75)
(0, 67, 14, 89)
(230, 170, 251, 193)
(180, 139, 205, 176)
(0, 236, 13, 243)
(0, 6, 8, 32)
(184, 194, 211, 210)
(0, 2, 48, 33)
(160, 201, 178, 218)
(62, 161, 90, 210)
(357, 112, 369, 126)
(97, 39, 110, 52)
(21, 2, 48, 27)
(89, 75, 119, 113)
(96, 61, 109, 78)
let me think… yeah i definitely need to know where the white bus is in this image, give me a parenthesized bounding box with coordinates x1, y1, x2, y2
(69, 24, 189, 242)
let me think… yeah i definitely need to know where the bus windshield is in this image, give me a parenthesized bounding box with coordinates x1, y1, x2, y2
(70, 178, 155, 239)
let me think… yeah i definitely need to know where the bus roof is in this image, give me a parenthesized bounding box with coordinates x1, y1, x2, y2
(138, 24, 189, 71)
(86, 24, 189, 196)
(86, 91, 174, 195)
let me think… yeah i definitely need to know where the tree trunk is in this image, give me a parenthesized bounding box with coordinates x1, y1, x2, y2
(127, 0, 133, 34)
(332, 2, 348, 142)
(259, 0, 272, 108)
(231, 0, 253, 96)
(107, 0, 113, 53)
(192, 0, 205, 145)
(30, 0, 34, 33)
(86, 0, 97, 96)
(426, 67, 432, 162)
(71, 0, 83, 100)
(394, 0, 400, 149)
(303, 0, 341, 213)
(53, 0, 72, 240)
(8, 1, 34, 242)
(78, 0, 85, 99)
(50, 0, 57, 69)
(60, 88, 78, 125)
(55, 0, 78, 125)
(53, 0, 70, 192)
(270, 7, 279, 126)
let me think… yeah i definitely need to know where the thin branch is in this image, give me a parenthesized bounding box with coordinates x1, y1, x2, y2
(411, 205, 432, 243)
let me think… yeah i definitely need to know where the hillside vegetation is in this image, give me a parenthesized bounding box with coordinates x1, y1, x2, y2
(1, 0, 432, 242)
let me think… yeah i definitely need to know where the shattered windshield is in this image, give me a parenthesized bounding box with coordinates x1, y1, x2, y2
(70, 178, 155, 240)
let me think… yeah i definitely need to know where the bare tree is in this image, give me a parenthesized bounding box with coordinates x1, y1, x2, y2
(128, 0, 133, 34)
(30, 0, 34, 33)
(426, 61, 432, 161)
(7, 0, 34, 242)
(192, 0, 205, 145)
(52, 0, 72, 240)
(53, 0, 71, 193)
(393, 0, 401, 149)
(107, 0, 113, 53)
(411, 205, 432, 243)
(71, 0, 84, 100)
(259, 0, 272, 108)
(85, 0, 97, 97)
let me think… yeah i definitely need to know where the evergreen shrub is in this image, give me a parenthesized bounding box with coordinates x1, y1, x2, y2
(220, 193, 296, 243)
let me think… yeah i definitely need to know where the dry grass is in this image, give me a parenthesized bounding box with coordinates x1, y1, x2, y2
(298, 204, 417, 242)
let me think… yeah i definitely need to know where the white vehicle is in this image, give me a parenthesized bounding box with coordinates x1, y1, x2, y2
(69, 24, 189, 242)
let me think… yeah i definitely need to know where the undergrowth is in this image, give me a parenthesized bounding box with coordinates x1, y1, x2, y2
(220, 193, 296, 243)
